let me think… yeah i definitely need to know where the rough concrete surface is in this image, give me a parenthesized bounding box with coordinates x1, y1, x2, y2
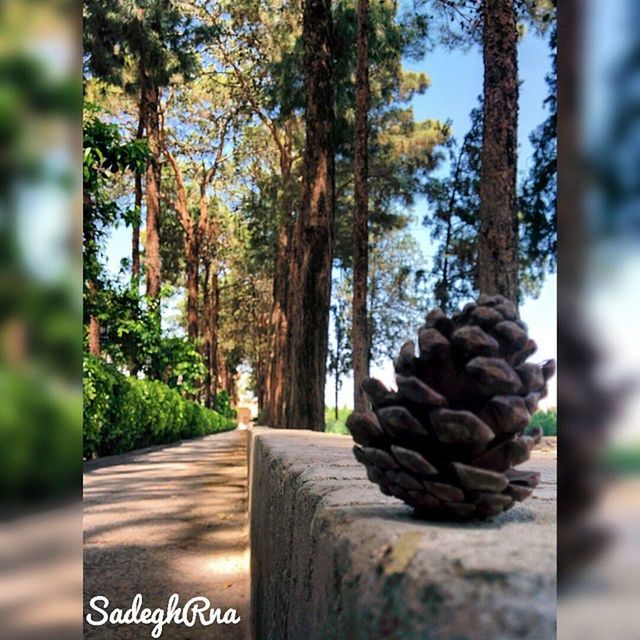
(250, 429, 556, 640)
(84, 429, 250, 639)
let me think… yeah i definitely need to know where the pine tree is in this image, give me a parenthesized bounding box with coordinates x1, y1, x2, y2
(84, 0, 199, 301)
(285, 0, 335, 430)
(477, 0, 519, 303)
(353, 0, 371, 413)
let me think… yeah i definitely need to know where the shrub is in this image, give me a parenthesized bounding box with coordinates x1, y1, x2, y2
(83, 357, 236, 458)
(0, 367, 81, 503)
(213, 390, 237, 420)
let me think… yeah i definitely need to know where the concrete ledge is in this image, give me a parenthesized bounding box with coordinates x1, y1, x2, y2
(249, 428, 556, 640)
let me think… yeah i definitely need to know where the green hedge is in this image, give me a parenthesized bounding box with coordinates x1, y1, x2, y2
(83, 357, 236, 458)
(0, 367, 81, 503)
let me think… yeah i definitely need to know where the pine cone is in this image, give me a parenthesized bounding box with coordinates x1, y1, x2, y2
(348, 294, 555, 521)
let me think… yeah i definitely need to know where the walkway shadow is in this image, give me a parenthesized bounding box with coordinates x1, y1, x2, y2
(83, 431, 250, 640)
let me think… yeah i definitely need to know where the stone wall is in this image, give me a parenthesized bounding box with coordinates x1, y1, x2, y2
(249, 428, 556, 640)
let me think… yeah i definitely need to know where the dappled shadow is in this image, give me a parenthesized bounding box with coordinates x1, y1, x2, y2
(83, 431, 250, 639)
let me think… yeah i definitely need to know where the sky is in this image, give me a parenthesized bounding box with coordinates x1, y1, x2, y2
(100, 15, 558, 411)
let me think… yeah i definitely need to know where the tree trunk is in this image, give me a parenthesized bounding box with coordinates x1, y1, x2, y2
(88, 304, 101, 357)
(185, 232, 199, 341)
(285, 0, 335, 431)
(352, 0, 370, 413)
(202, 261, 220, 408)
(220, 358, 236, 404)
(142, 76, 162, 300)
(436, 138, 467, 311)
(210, 268, 220, 403)
(477, 0, 519, 303)
(132, 174, 142, 280)
(334, 309, 340, 421)
(132, 97, 144, 283)
(266, 198, 293, 427)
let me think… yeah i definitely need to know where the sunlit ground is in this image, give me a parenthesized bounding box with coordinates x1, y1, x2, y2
(83, 430, 249, 639)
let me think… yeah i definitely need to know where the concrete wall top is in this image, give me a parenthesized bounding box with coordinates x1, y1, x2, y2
(249, 427, 556, 640)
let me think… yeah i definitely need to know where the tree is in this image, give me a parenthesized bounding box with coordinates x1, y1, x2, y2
(367, 230, 431, 363)
(328, 228, 431, 378)
(83, 113, 148, 357)
(352, 0, 370, 412)
(414, 0, 555, 304)
(477, 0, 519, 303)
(424, 103, 482, 312)
(161, 97, 230, 342)
(199, 0, 304, 426)
(328, 272, 351, 420)
(519, 21, 557, 296)
(84, 0, 200, 302)
(425, 91, 557, 309)
(285, 0, 335, 430)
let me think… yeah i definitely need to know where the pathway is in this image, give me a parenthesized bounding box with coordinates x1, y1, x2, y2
(83, 429, 250, 639)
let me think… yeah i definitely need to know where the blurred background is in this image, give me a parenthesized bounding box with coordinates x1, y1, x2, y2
(558, 0, 640, 638)
(0, 0, 82, 638)
(0, 0, 639, 637)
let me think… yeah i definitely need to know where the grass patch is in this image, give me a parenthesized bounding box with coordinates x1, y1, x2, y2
(325, 406, 350, 435)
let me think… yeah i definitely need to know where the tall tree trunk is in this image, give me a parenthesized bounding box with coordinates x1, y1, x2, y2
(142, 75, 162, 300)
(132, 97, 144, 283)
(477, 0, 519, 303)
(203, 262, 212, 407)
(436, 138, 467, 311)
(285, 0, 335, 431)
(352, 0, 370, 412)
(220, 358, 236, 403)
(267, 194, 294, 427)
(185, 232, 199, 341)
(132, 173, 142, 280)
(209, 268, 220, 403)
(334, 304, 341, 420)
(202, 261, 220, 408)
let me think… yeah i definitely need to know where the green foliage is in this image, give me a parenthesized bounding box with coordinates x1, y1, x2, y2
(529, 407, 557, 436)
(331, 0, 451, 265)
(367, 230, 432, 363)
(83, 356, 236, 458)
(324, 406, 350, 435)
(213, 390, 238, 420)
(328, 229, 431, 396)
(519, 22, 557, 295)
(0, 367, 81, 503)
(83, 0, 201, 91)
(88, 277, 156, 360)
(83, 112, 148, 301)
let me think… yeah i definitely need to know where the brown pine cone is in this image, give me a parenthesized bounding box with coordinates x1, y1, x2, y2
(348, 294, 555, 521)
